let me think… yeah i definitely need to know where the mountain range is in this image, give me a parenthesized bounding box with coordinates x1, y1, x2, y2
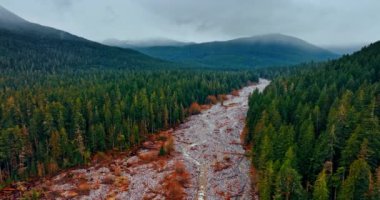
(1, 5, 337, 70)
(103, 38, 193, 48)
(107, 34, 339, 69)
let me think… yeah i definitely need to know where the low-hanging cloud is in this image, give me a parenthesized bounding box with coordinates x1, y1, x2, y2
(0, 0, 379, 46)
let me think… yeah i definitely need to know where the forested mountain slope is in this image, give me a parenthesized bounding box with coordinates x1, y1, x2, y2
(0, 6, 260, 187)
(0, 6, 171, 71)
(131, 34, 338, 69)
(246, 42, 380, 199)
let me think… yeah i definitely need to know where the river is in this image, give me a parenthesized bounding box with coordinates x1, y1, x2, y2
(176, 78, 270, 199)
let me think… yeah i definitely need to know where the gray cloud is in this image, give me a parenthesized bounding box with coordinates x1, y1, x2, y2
(49, 0, 75, 9)
(0, 0, 379, 46)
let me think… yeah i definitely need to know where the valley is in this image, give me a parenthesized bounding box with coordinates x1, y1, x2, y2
(1, 2, 379, 200)
(4, 79, 269, 199)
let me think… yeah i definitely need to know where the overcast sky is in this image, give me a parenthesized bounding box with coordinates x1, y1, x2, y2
(0, 0, 379, 46)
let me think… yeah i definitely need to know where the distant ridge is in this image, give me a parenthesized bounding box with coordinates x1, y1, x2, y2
(103, 38, 194, 48)
(117, 33, 339, 69)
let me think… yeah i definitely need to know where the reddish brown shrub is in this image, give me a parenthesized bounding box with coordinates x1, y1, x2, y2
(212, 159, 232, 172)
(189, 102, 201, 115)
(152, 159, 167, 172)
(217, 94, 228, 101)
(206, 95, 218, 104)
(164, 135, 174, 155)
(200, 104, 211, 110)
(77, 182, 91, 195)
(165, 181, 183, 200)
(231, 89, 240, 96)
(47, 161, 59, 174)
(102, 175, 115, 184)
(37, 162, 45, 177)
(115, 176, 129, 191)
(161, 161, 190, 200)
(138, 151, 158, 163)
(93, 152, 111, 163)
(174, 162, 190, 186)
(113, 165, 122, 176)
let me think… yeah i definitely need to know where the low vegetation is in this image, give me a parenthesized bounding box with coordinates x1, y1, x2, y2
(161, 161, 190, 200)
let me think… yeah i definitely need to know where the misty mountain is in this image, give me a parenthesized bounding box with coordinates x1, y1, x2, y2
(103, 38, 193, 48)
(323, 44, 367, 55)
(0, 5, 171, 70)
(0, 5, 84, 41)
(129, 34, 338, 68)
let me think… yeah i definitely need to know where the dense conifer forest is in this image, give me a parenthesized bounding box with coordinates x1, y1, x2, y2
(0, 67, 257, 185)
(246, 42, 380, 199)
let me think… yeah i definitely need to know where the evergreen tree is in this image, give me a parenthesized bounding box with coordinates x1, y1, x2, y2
(313, 169, 329, 200)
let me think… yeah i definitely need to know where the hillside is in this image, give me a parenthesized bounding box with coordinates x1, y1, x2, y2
(246, 41, 380, 199)
(0, 5, 171, 71)
(0, 6, 261, 193)
(103, 38, 193, 48)
(128, 34, 338, 69)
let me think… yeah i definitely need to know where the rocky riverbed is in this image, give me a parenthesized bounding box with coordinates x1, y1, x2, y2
(175, 78, 269, 199)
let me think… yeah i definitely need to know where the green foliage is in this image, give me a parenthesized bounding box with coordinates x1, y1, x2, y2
(158, 146, 166, 156)
(21, 189, 41, 200)
(0, 67, 258, 184)
(338, 158, 371, 200)
(313, 169, 329, 200)
(274, 148, 303, 200)
(246, 41, 380, 199)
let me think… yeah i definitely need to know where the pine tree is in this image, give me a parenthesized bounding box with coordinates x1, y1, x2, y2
(338, 158, 371, 200)
(259, 161, 275, 200)
(313, 169, 329, 200)
(274, 148, 303, 200)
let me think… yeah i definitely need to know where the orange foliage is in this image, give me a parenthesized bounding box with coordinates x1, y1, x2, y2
(164, 135, 174, 155)
(206, 95, 218, 104)
(93, 152, 111, 164)
(200, 104, 211, 110)
(115, 176, 129, 191)
(231, 89, 240, 96)
(102, 175, 115, 184)
(174, 161, 190, 186)
(250, 166, 259, 195)
(138, 151, 158, 163)
(211, 156, 232, 172)
(189, 102, 202, 115)
(217, 94, 228, 101)
(212, 159, 232, 172)
(240, 126, 249, 146)
(37, 162, 45, 177)
(112, 164, 122, 176)
(47, 161, 59, 174)
(77, 182, 91, 195)
(152, 159, 167, 172)
(161, 161, 190, 200)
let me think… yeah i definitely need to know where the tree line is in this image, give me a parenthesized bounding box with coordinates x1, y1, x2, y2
(246, 42, 380, 199)
(0, 67, 258, 185)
